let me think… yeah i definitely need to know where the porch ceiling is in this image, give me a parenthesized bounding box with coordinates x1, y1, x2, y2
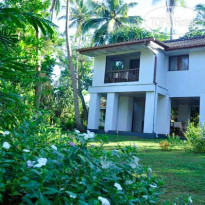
(79, 44, 147, 57)
(172, 97, 199, 105)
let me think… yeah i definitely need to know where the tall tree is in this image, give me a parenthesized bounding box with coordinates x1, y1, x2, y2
(152, 0, 185, 40)
(65, 0, 84, 131)
(194, 4, 205, 32)
(83, 0, 142, 45)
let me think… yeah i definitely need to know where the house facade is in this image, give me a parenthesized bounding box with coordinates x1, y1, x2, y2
(78, 37, 205, 137)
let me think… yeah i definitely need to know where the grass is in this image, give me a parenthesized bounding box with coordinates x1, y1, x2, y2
(96, 135, 205, 205)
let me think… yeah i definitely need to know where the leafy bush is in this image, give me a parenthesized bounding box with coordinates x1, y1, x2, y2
(0, 120, 163, 204)
(168, 133, 182, 147)
(184, 122, 205, 153)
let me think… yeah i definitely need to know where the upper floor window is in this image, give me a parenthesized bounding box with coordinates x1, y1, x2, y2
(169, 55, 189, 71)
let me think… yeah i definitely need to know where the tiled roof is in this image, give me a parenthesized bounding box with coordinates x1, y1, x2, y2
(163, 36, 205, 50)
(78, 36, 205, 55)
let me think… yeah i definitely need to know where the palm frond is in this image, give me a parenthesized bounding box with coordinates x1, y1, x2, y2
(0, 8, 57, 36)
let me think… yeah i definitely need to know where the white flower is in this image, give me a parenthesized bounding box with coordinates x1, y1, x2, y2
(150, 184, 157, 188)
(188, 196, 192, 203)
(3, 131, 10, 136)
(98, 196, 110, 205)
(83, 133, 89, 140)
(87, 130, 95, 138)
(34, 158, 47, 168)
(27, 160, 35, 168)
(23, 149, 30, 153)
(83, 130, 95, 140)
(143, 195, 148, 199)
(74, 129, 80, 134)
(130, 156, 139, 169)
(3, 142, 10, 150)
(51, 145, 57, 151)
(114, 183, 122, 190)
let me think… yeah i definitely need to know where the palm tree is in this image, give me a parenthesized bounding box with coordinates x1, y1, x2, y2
(83, 0, 142, 45)
(51, 0, 91, 130)
(65, 0, 84, 131)
(194, 4, 205, 32)
(68, 0, 92, 122)
(152, 0, 185, 40)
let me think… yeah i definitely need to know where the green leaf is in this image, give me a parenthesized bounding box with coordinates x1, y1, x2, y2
(43, 187, 59, 195)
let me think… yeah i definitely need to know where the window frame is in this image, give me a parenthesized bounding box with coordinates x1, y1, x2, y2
(169, 55, 189, 71)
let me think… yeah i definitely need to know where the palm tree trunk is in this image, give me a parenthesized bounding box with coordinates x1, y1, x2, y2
(35, 30, 42, 108)
(65, 0, 84, 131)
(169, 11, 173, 40)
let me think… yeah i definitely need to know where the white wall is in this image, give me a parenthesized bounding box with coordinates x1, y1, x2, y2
(117, 96, 133, 131)
(92, 55, 106, 86)
(144, 92, 156, 133)
(87, 93, 101, 129)
(156, 94, 171, 135)
(200, 94, 205, 124)
(156, 51, 168, 88)
(104, 93, 119, 131)
(166, 51, 205, 97)
(138, 50, 155, 84)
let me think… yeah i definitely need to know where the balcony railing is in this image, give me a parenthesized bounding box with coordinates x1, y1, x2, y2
(104, 69, 139, 83)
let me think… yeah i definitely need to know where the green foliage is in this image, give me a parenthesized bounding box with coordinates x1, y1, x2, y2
(168, 133, 182, 147)
(0, 121, 163, 204)
(184, 122, 205, 153)
(184, 4, 205, 37)
(94, 26, 169, 46)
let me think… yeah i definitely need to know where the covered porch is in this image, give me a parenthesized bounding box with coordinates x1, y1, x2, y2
(87, 91, 171, 137)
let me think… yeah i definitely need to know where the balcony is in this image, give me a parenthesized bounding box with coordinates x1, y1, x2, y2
(104, 69, 139, 83)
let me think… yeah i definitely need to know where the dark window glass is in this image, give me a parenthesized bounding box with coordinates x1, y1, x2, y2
(130, 59, 140, 70)
(169, 55, 189, 71)
(112, 60, 124, 70)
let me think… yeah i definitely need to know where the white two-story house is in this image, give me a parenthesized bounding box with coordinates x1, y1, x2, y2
(78, 37, 205, 137)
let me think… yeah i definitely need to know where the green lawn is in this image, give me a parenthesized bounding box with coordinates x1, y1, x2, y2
(96, 135, 205, 205)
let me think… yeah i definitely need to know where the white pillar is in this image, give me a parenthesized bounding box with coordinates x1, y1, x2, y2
(200, 94, 205, 124)
(156, 95, 171, 135)
(117, 96, 133, 131)
(87, 93, 101, 129)
(105, 93, 119, 131)
(144, 91, 157, 133)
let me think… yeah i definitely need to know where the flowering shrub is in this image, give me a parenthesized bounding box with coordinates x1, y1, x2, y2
(184, 122, 205, 153)
(0, 120, 163, 204)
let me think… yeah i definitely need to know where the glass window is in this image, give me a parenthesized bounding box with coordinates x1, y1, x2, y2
(170, 56, 178, 71)
(112, 60, 124, 70)
(169, 55, 189, 71)
(130, 59, 140, 70)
